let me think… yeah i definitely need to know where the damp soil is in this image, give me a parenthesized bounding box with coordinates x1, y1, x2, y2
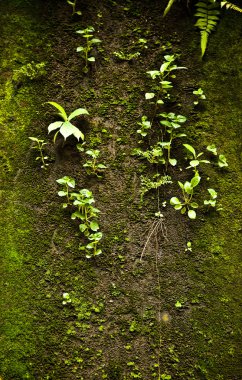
(0, 1, 242, 379)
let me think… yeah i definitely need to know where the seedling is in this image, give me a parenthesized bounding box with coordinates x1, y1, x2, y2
(136, 116, 151, 138)
(140, 174, 172, 201)
(185, 241, 192, 252)
(66, 0, 82, 16)
(85, 232, 103, 258)
(206, 144, 217, 156)
(29, 136, 49, 169)
(76, 27, 102, 73)
(204, 188, 217, 208)
(193, 88, 206, 105)
(183, 144, 210, 173)
(159, 112, 187, 167)
(113, 51, 140, 61)
(56, 176, 76, 208)
(83, 149, 107, 177)
(47, 101, 88, 142)
(146, 55, 186, 105)
(132, 145, 165, 165)
(170, 174, 201, 219)
(218, 154, 228, 168)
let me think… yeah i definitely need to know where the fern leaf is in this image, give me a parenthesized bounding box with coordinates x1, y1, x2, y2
(195, 0, 220, 57)
(221, 1, 242, 13)
(163, 0, 177, 17)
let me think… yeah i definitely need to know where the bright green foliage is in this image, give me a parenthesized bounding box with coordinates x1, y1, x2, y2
(218, 154, 228, 168)
(113, 51, 140, 61)
(70, 189, 102, 257)
(159, 112, 187, 167)
(76, 26, 102, 73)
(47, 101, 88, 142)
(136, 116, 151, 138)
(146, 54, 186, 105)
(28, 136, 49, 169)
(193, 87, 206, 105)
(204, 188, 217, 207)
(66, 0, 82, 16)
(195, 0, 220, 57)
(56, 178, 103, 258)
(140, 174, 172, 201)
(132, 145, 166, 165)
(183, 143, 210, 173)
(170, 174, 201, 219)
(221, 1, 242, 12)
(56, 176, 76, 208)
(83, 149, 107, 177)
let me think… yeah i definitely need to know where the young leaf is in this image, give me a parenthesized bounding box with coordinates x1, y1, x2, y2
(188, 209, 196, 219)
(68, 108, 89, 121)
(90, 220, 100, 231)
(145, 93, 155, 100)
(48, 101, 68, 121)
(183, 144, 196, 157)
(48, 121, 63, 133)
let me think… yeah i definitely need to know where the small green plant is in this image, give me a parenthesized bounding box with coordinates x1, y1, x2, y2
(132, 145, 165, 165)
(113, 50, 140, 61)
(206, 144, 217, 155)
(183, 143, 210, 173)
(83, 149, 107, 177)
(218, 154, 228, 168)
(47, 101, 88, 142)
(56, 178, 103, 257)
(136, 116, 151, 138)
(76, 27, 102, 73)
(146, 55, 186, 106)
(204, 188, 217, 208)
(56, 176, 76, 208)
(70, 189, 102, 257)
(29, 136, 49, 169)
(170, 174, 201, 219)
(140, 174, 172, 201)
(159, 112, 187, 167)
(185, 241, 192, 252)
(66, 0, 82, 16)
(193, 87, 206, 105)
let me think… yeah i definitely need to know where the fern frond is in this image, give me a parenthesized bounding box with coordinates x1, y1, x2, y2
(163, 0, 177, 17)
(221, 1, 242, 13)
(195, 0, 220, 57)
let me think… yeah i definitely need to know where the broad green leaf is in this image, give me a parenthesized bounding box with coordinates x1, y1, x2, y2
(145, 92, 155, 100)
(48, 101, 67, 121)
(58, 190, 67, 197)
(60, 122, 84, 141)
(178, 181, 184, 190)
(170, 197, 181, 205)
(29, 136, 39, 142)
(48, 121, 63, 133)
(191, 175, 201, 188)
(190, 202, 199, 208)
(183, 144, 196, 157)
(169, 158, 177, 166)
(76, 46, 84, 52)
(146, 70, 160, 79)
(90, 220, 100, 231)
(91, 38, 102, 44)
(190, 159, 200, 167)
(188, 209, 196, 219)
(68, 108, 89, 121)
(157, 99, 164, 104)
(174, 204, 182, 210)
(88, 57, 95, 62)
(184, 181, 193, 194)
(79, 223, 88, 232)
(181, 207, 186, 214)
(207, 188, 217, 199)
(95, 249, 102, 256)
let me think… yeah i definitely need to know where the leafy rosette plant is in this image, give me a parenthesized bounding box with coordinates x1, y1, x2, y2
(47, 101, 89, 142)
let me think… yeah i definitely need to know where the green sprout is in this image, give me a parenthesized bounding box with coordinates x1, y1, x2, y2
(193, 88, 206, 105)
(170, 174, 201, 219)
(83, 149, 107, 177)
(183, 144, 210, 173)
(56, 176, 76, 208)
(47, 101, 88, 142)
(76, 27, 102, 73)
(29, 136, 49, 169)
